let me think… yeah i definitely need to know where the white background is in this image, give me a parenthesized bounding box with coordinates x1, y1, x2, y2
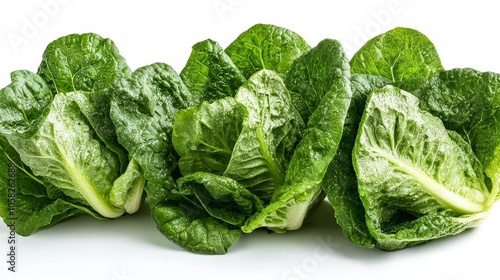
(1, 0, 500, 279)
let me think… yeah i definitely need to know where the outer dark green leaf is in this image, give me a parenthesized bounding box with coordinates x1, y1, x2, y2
(414, 69, 500, 203)
(242, 39, 352, 233)
(37, 33, 131, 95)
(110, 63, 195, 183)
(0, 71, 53, 138)
(180, 39, 246, 103)
(173, 97, 244, 176)
(149, 173, 262, 254)
(353, 86, 489, 250)
(225, 24, 310, 78)
(322, 74, 390, 248)
(151, 202, 242, 255)
(145, 178, 177, 209)
(350, 27, 443, 90)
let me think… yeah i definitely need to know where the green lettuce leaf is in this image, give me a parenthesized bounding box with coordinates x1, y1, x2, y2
(225, 24, 310, 78)
(177, 172, 264, 225)
(151, 202, 242, 255)
(110, 63, 195, 184)
(0, 71, 53, 138)
(242, 39, 352, 233)
(353, 86, 489, 250)
(38, 33, 131, 94)
(173, 97, 244, 176)
(414, 69, 500, 204)
(350, 27, 443, 91)
(180, 39, 246, 103)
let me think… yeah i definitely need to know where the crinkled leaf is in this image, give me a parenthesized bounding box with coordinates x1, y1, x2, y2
(173, 97, 244, 176)
(372, 211, 486, 250)
(353, 86, 489, 250)
(145, 178, 176, 209)
(37, 33, 131, 94)
(285, 40, 351, 123)
(180, 39, 246, 103)
(151, 201, 242, 255)
(350, 27, 443, 90)
(0, 71, 53, 138)
(225, 24, 310, 78)
(148, 173, 262, 254)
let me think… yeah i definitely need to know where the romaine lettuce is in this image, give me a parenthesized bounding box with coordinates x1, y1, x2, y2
(0, 33, 145, 234)
(242, 39, 352, 233)
(159, 70, 302, 253)
(353, 86, 489, 250)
